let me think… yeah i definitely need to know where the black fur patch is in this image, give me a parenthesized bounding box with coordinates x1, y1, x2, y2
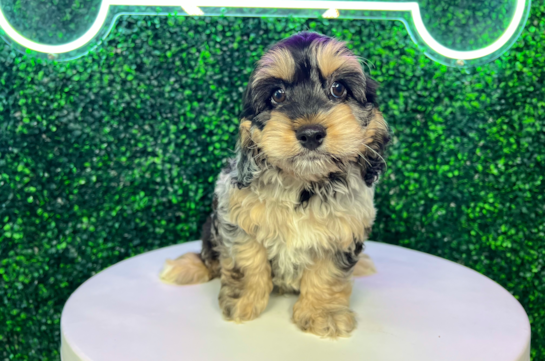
(298, 189, 314, 207)
(230, 266, 244, 281)
(329, 172, 348, 188)
(252, 111, 270, 130)
(365, 78, 379, 106)
(354, 241, 364, 256)
(200, 214, 220, 261)
(359, 130, 391, 187)
(336, 239, 365, 273)
(276, 83, 332, 121)
(212, 195, 218, 211)
(336, 250, 359, 273)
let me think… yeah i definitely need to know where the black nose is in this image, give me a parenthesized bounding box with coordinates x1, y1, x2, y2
(296, 125, 326, 150)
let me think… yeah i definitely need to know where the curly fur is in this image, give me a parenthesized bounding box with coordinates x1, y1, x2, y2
(160, 32, 390, 338)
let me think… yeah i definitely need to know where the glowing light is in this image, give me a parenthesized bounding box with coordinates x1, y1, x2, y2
(0, 0, 529, 61)
(0, 1, 111, 54)
(181, 4, 204, 15)
(322, 8, 340, 18)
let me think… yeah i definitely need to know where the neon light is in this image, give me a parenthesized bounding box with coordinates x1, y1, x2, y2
(0, 1, 111, 54)
(181, 4, 204, 15)
(322, 8, 340, 18)
(0, 0, 529, 61)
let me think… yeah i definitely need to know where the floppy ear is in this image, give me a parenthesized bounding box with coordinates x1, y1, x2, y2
(232, 73, 262, 188)
(240, 73, 257, 120)
(363, 76, 379, 106)
(359, 110, 390, 187)
(233, 120, 260, 188)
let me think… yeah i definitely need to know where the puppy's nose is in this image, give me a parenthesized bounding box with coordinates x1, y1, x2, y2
(296, 125, 326, 150)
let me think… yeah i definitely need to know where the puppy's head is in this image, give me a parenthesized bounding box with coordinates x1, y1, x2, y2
(235, 32, 390, 186)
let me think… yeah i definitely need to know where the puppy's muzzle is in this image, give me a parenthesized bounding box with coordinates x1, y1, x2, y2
(296, 124, 326, 150)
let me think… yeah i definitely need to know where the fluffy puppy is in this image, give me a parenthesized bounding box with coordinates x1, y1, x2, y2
(160, 32, 390, 338)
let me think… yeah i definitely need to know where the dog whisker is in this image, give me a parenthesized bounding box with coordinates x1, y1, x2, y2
(362, 143, 387, 168)
(357, 151, 372, 168)
(356, 55, 375, 74)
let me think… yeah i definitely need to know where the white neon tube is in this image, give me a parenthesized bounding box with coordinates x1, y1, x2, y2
(0, 1, 111, 54)
(0, 0, 528, 60)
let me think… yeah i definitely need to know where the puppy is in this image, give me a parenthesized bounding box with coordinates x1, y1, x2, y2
(160, 32, 390, 338)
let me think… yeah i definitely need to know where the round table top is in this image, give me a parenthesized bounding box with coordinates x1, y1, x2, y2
(61, 241, 531, 361)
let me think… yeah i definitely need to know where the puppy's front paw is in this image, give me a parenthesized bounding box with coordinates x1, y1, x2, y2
(219, 291, 269, 323)
(292, 304, 356, 338)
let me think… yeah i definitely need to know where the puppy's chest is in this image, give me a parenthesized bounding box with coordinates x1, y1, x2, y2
(228, 177, 376, 255)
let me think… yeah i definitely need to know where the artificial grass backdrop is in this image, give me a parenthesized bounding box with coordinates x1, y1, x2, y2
(1, 4, 544, 361)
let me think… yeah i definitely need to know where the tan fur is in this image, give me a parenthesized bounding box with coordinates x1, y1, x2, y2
(239, 119, 253, 147)
(353, 253, 377, 277)
(363, 111, 388, 148)
(319, 104, 366, 157)
(312, 40, 362, 78)
(218, 239, 273, 322)
(160, 253, 211, 285)
(292, 257, 356, 338)
(257, 105, 366, 181)
(250, 126, 263, 144)
(226, 164, 375, 292)
(259, 111, 301, 162)
(253, 47, 295, 84)
(228, 167, 372, 249)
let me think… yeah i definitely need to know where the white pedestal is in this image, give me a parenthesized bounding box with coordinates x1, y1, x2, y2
(60, 241, 531, 361)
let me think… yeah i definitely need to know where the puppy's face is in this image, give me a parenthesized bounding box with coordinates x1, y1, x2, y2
(238, 32, 389, 184)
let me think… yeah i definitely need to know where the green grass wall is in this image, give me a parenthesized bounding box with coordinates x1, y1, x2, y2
(1, 3, 544, 360)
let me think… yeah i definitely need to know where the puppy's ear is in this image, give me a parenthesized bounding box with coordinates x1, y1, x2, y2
(359, 110, 390, 187)
(363, 76, 379, 106)
(240, 75, 257, 120)
(233, 73, 261, 188)
(341, 70, 379, 107)
(234, 120, 260, 188)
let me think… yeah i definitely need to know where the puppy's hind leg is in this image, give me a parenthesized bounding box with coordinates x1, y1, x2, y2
(352, 253, 377, 277)
(160, 253, 214, 285)
(160, 215, 221, 285)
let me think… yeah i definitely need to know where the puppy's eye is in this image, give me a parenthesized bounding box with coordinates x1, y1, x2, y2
(330, 82, 346, 98)
(272, 88, 286, 104)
